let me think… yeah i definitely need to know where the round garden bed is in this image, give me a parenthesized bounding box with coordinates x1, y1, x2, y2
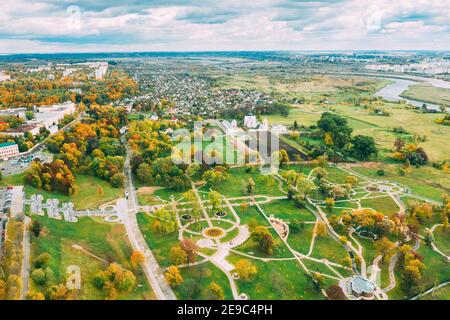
(180, 214, 192, 221)
(215, 211, 227, 218)
(202, 227, 226, 239)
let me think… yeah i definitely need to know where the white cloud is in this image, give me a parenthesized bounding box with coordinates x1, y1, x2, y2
(0, 0, 448, 53)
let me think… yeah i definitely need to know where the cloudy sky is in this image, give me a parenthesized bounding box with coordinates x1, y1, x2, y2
(0, 0, 449, 53)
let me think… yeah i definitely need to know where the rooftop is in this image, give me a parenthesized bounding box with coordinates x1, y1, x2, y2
(0, 142, 17, 148)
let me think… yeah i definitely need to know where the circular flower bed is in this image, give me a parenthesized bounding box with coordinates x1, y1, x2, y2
(215, 211, 227, 217)
(180, 214, 192, 220)
(203, 227, 226, 239)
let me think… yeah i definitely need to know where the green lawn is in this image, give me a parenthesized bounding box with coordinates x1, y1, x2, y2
(211, 167, 285, 198)
(400, 83, 450, 108)
(287, 224, 315, 255)
(136, 212, 179, 268)
(174, 262, 234, 300)
(418, 284, 450, 300)
(433, 226, 450, 256)
(260, 199, 316, 221)
(235, 227, 293, 259)
(234, 204, 270, 227)
(360, 195, 400, 216)
(29, 215, 153, 300)
(311, 234, 350, 264)
(2, 173, 123, 210)
(227, 253, 325, 300)
(351, 165, 450, 202)
(389, 241, 450, 300)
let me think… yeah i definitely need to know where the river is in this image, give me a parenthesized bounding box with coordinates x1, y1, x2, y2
(339, 72, 449, 112)
(360, 72, 449, 112)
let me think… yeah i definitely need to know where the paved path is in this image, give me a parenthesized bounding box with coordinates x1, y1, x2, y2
(383, 254, 398, 293)
(20, 215, 31, 300)
(121, 134, 176, 300)
(410, 281, 450, 300)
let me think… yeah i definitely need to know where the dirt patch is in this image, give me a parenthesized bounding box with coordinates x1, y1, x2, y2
(341, 162, 381, 169)
(137, 186, 162, 194)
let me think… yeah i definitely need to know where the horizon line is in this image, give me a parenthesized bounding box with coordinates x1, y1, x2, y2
(1, 49, 450, 56)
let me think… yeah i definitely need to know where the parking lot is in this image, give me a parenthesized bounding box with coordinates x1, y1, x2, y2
(0, 149, 52, 177)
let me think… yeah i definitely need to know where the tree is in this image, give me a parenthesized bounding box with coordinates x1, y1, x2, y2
(92, 263, 136, 298)
(316, 221, 327, 237)
(246, 178, 255, 195)
(326, 285, 347, 300)
(375, 237, 396, 263)
(29, 220, 42, 238)
(45, 284, 72, 300)
(182, 190, 202, 224)
(130, 251, 145, 269)
(394, 138, 405, 152)
(180, 239, 198, 265)
(310, 272, 325, 292)
(33, 252, 51, 269)
(314, 167, 328, 182)
(0, 279, 5, 299)
(402, 253, 426, 290)
(317, 112, 353, 150)
(260, 234, 275, 255)
(251, 226, 276, 254)
(325, 198, 335, 211)
(170, 245, 188, 265)
(110, 173, 124, 188)
(339, 236, 348, 244)
(272, 149, 289, 167)
(251, 226, 271, 242)
(341, 256, 352, 268)
(153, 208, 177, 234)
(136, 163, 153, 183)
(290, 219, 303, 233)
(202, 168, 228, 187)
(207, 282, 225, 300)
(6, 275, 21, 300)
(26, 291, 45, 300)
(31, 268, 49, 286)
(235, 259, 257, 280)
(351, 135, 378, 160)
(345, 176, 358, 185)
(164, 266, 183, 287)
(113, 269, 136, 293)
(208, 191, 223, 213)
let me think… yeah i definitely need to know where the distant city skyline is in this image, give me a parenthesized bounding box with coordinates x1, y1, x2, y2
(0, 0, 449, 54)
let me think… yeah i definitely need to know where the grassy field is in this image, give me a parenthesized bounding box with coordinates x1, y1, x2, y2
(287, 224, 315, 255)
(29, 216, 154, 300)
(211, 167, 285, 198)
(260, 199, 316, 221)
(311, 234, 349, 264)
(1, 173, 123, 210)
(351, 164, 450, 201)
(227, 253, 326, 300)
(136, 212, 179, 268)
(360, 195, 400, 216)
(419, 284, 450, 300)
(266, 99, 450, 162)
(234, 205, 270, 227)
(400, 83, 450, 107)
(174, 262, 233, 300)
(389, 240, 450, 300)
(433, 226, 450, 256)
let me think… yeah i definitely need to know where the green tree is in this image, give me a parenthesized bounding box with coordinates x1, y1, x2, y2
(136, 163, 153, 184)
(351, 135, 378, 160)
(207, 282, 225, 300)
